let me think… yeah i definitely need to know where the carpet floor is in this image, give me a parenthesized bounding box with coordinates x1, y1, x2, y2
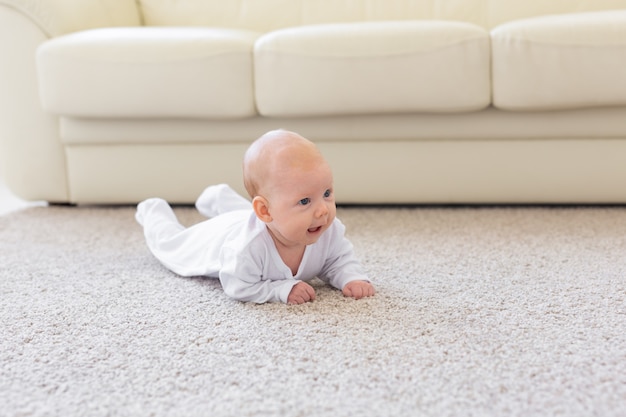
(1, 205, 625, 417)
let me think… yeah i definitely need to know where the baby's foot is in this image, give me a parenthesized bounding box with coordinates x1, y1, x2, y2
(195, 184, 251, 217)
(135, 198, 172, 226)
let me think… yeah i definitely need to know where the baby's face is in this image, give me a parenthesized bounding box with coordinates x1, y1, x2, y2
(265, 162, 336, 249)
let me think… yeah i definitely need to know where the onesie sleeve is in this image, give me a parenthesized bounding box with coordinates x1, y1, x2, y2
(318, 219, 370, 290)
(218, 243, 298, 304)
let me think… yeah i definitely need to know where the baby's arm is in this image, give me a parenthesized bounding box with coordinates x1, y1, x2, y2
(220, 246, 307, 304)
(220, 274, 299, 304)
(319, 220, 374, 299)
(342, 280, 375, 300)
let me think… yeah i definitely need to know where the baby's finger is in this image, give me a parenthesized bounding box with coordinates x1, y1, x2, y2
(305, 285, 316, 301)
(342, 286, 352, 298)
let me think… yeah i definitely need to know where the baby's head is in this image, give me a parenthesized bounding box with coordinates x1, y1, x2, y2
(243, 129, 336, 247)
(243, 129, 330, 200)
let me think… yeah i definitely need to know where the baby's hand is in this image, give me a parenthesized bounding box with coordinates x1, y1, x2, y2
(342, 281, 375, 300)
(287, 281, 316, 305)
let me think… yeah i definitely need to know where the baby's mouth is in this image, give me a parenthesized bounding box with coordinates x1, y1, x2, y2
(308, 226, 323, 233)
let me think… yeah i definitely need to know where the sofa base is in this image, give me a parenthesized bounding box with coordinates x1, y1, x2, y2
(65, 139, 626, 205)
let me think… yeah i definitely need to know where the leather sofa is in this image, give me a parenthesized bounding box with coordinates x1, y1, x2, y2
(1, 0, 626, 204)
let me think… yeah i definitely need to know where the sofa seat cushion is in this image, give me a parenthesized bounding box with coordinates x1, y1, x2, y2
(254, 20, 491, 117)
(36, 27, 260, 118)
(492, 10, 626, 111)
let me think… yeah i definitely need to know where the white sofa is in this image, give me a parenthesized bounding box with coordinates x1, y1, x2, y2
(1, 0, 626, 204)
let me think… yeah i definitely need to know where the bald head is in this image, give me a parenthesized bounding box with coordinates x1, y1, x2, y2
(243, 129, 328, 199)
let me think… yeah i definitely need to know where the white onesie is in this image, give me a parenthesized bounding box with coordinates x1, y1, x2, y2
(136, 184, 368, 304)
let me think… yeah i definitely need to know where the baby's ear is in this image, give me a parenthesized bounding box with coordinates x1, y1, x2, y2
(252, 196, 272, 223)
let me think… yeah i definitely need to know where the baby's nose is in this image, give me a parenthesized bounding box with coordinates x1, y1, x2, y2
(315, 202, 329, 217)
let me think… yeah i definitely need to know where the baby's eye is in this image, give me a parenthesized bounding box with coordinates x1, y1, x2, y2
(324, 189, 332, 198)
(299, 198, 311, 206)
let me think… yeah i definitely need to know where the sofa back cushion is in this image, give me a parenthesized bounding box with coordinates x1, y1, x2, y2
(138, 0, 626, 31)
(0, 0, 141, 36)
(254, 20, 490, 116)
(37, 27, 259, 118)
(492, 10, 626, 110)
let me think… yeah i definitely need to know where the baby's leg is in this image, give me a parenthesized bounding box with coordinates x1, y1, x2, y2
(195, 184, 251, 218)
(136, 198, 212, 276)
(136, 198, 184, 238)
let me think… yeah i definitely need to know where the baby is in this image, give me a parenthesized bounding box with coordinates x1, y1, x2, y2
(136, 129, 375, 304)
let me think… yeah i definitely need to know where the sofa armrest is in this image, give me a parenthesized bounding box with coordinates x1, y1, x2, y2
(0, 1, 141, 203)
(0, 0, 141, 37)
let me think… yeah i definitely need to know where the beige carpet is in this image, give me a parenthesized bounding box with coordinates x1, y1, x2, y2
(1, 205, 626, 416)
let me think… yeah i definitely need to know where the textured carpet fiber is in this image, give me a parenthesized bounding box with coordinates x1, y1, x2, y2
(1, 205, 626, 416)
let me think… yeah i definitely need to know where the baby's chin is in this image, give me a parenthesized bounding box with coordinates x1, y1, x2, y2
(305, 229, 322, 243)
